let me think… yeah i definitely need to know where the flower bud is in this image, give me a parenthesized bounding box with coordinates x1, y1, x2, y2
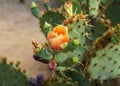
(48, 60, 57, 70)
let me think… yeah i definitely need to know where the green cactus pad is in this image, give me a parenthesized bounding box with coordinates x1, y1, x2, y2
(88, 0, 100, 18)
(36, 48, 53, 60)
(43, 1, 51, 11)
(31, 2, 40, 19)
(64, 14, 88, 47)
(0, 58, 29, 86)
(57, 66, 66, 71)
(54, 46, 85, 68)
(54, 53, 68, 63)
(47, 77, 77, 86)
(40, 11, 65, 35)
(105, 1, 120, 26)
(112, 24, 120, 44)
(72, 1, 82, 14)
(64, 66, 95, 86)
(91, 18, 109, 42)
(87, 43, 120, 80)
(93, 28, 114, 50)
(101, 0, 113, 4)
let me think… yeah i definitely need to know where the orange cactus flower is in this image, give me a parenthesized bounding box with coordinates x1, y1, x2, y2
(47, 25, 70, 50)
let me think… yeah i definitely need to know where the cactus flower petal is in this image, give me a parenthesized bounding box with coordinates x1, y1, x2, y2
(47, 25, 70, 50)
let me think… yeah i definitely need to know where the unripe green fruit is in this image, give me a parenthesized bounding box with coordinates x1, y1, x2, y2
(72, 38, 80, 46)
(71, 56, 79, 64)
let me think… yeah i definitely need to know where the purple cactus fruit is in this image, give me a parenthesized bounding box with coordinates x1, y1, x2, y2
(33, 54, 40, 61)
(48, 60, 57, 70)
(28, 78, 37, 86)
(37, 74, 44, 85)
(33, 54, 49, 64)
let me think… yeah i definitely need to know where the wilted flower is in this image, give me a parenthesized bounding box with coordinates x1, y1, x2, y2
(32, 39, 43, 53)
(64, 1, 73, 16)
(48, 60, 57, 70)
(47, 25, 70, 50)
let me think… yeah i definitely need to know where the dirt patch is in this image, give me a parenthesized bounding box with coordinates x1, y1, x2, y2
(0, 1, 51, 78)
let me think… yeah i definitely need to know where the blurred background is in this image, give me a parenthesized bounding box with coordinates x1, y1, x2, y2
(0, 0, 53, 78)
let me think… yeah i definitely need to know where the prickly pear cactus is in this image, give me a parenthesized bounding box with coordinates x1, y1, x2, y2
(0, 58, 29, 86)
(30, 0, 120, 86)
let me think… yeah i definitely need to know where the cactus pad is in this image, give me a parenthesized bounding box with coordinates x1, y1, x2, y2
(93, 28, 114, 50)
(40, 11, 65, 34)
(47, 77, 77, 86)
(88, 0, 100, 18)
(112, 24, 120, 44)
(0, 58, 29, 86)
(105, 1, 120, 26)
(64, 14, 88, 47)
(87, 43, 120, 80)
(91, 18, 110, 42)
